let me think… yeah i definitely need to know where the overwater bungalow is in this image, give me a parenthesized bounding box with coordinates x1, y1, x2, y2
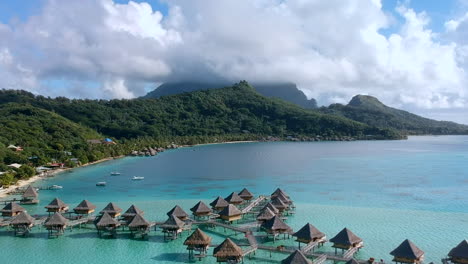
(10, 211, 35, 236)
(293, 223, 326, 249)
(122, 205, 144, 221)
(128, 213, 151, 238)
(256, 207, 275, 224)
(184, 228, 212, 260)
(73, 200, 96, 215)
(261, 215, 292, 240)
(218, 204, 242, 223)
(281, 250, 312, 264)
(44, 212, 68, 237)
(263, 202, 280, 215)
(100, 202, 123, 218)
(225, 192, 244, 205)
(45, 198, 69, 214)
(276, 192, 292, 205)
(213, 238, 243, 263)
(210, 196, 229, 211)
(239, 188, 254, 201)
(21, 185, 39, 204)
(190, 201, 212, 218)
(95, 212, 120, 237)
(161, 215, 185, 240)
(448, 240, 468, 264)
(329, 228, 363, 253)
(270, 197, 288, 212)
(271, 188, 289, 199)
(167, 205, 189, 221)
(1, 202, 26, 217)
(390, 239, 425, 264)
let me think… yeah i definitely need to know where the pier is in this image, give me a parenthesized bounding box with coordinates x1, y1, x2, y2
(1, 188, 449, 264)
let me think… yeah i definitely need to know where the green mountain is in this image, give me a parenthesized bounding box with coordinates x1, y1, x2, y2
(143, 82, 318, 109)
(0, 82, 398, 142)
(321, 95, 468, 135)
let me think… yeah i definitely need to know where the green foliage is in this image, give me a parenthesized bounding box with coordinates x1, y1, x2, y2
(0, 172, 15, 186)
(15, 165, 35, 180)
(320, 95, 468, 135)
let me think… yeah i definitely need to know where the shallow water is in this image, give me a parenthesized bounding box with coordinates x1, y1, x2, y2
(1, 136, 467, 263)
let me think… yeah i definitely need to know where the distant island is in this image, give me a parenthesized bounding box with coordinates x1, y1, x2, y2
(0, 80, 467, 186)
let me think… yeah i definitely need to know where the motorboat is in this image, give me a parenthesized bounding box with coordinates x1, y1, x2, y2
(110, 172, 121, 176)
(96, 182, 107, 186)
(50, 185, 63, 190)
(131, 176, 144, 181)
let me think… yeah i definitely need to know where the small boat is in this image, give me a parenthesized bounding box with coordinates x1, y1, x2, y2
(50, 185, 63, 190)
(110, 172, 121, 176)
(96, 182, 106, 186)
(131, 176, 144, 181)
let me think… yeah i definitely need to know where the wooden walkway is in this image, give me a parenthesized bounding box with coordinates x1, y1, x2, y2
(343, 246, 360, 259)
(241, 196, 266, 214)
(301, 241, 319, 253)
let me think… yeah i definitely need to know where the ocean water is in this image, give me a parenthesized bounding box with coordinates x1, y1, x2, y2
(0, 136, 467, 264)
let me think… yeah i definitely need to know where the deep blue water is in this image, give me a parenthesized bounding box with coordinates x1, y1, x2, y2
(0, 136, 467, 263)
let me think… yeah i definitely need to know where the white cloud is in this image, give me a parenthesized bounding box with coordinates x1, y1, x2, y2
(0, 0, 467, 123)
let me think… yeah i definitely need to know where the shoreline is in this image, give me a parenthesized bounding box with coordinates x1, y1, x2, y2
(0, 141, 258, 199)
(0, 155, 124, 199)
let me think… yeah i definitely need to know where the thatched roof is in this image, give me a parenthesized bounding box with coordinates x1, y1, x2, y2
(257, 207, 275, 221)
(225, 192, 243, 204)
(122, 205, 144, 218)
(261, 215, 291, 231)
(346, 259, 360, 264)
(128, 214, 151, 228)
(277, 192, 291, 204)
(190, 201, 212, 214)
(271, 197, 288, 209)
(22, 185, 38, 198)
(10, 211, 34, 225)
(210, 196, 229, 208)
(272, 188, 289, 198)
(263, 202, 279, 214)
(213, 238, 243, 257)
(239, 188, 254, 199)
(96, 212, 120, 227)
(449, 240, 468, 259)
(281, 250, 312, 264)
(330, 228, 362, 246)
(44, 213, 68, 227)
(161, 215, 185, 229)
(73, 200, 96, 211)
(100, 202, 122, 214)
(293, 223, 325, 241)
(184, 228, 212, 246)
(219, 204, 242, 217)
(1, 202, 26, 214)
(390, 239, 424, 259)
(167, 205, 189, 219)
(45, 198, 68, 209)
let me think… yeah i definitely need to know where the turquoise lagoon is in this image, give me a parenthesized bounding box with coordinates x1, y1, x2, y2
(1, 136, 468, 264)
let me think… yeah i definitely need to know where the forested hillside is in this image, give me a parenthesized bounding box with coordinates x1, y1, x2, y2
(321, 95, 468, 135)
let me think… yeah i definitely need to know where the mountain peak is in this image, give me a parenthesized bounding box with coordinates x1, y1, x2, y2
(348, 95, 385, 109)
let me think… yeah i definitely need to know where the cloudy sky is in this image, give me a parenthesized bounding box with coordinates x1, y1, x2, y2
(1, 0, 468, 123)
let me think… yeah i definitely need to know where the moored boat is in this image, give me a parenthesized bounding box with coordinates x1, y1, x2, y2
(50, 185, 63, 190)
(110, 172, 121, 176)
(132, 176, 144, 181)
(96, 182, 107, 186)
